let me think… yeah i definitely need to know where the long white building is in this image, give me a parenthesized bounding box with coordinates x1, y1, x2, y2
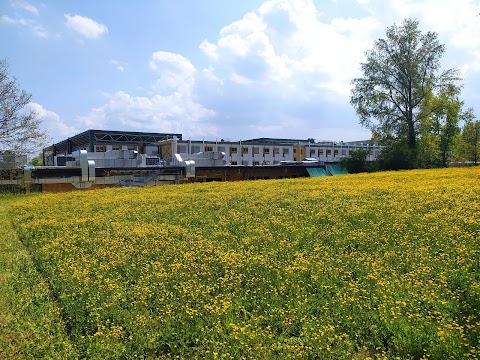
(159, 137, 381, 166)
(44, 130, 383, 167)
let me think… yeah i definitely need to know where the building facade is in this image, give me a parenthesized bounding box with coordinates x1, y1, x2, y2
(45, 130, 382, 167)
(159, 137, 381, 165)
(44, 129, 181, 166)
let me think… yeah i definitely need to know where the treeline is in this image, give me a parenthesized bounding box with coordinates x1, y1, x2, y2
(342, 121, 480, 173)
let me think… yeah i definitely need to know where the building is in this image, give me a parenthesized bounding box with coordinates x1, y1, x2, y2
(43, 129, 383, 169)
(44, 129, 181, 166)
(159, 137, 382, 166)
(2, 130, 384, 193)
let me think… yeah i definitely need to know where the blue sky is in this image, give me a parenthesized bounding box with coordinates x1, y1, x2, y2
(2, 0, 480, 144)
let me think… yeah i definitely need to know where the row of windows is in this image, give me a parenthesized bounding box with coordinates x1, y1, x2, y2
(230, 160, 270, 165)
(178, 145, 292, 155)
(175, 144, 376, 157)
(95, 145, 138, 152)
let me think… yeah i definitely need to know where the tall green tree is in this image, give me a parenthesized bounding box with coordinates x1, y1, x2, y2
(350, 19, 461, 168)
(417, 85, 464, 167)
(457, 118, 480, 165)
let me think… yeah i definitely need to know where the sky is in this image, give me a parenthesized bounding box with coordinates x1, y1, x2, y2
(1, 0, 480, 144)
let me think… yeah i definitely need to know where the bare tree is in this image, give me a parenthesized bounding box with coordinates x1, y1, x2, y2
(0, 59, 48, 158)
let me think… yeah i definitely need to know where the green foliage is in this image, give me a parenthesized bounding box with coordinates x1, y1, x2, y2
(30, 152, 44, 166)
(455, 117, 480, 165)
(376, 141, 417, 170)
(417, 85, 465, 167)
(351, 19, 462, 169)
(339, 148, 372, 173)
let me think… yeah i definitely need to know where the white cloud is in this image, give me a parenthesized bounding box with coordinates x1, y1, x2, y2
(10, 0, 39, 16)
(76, 52, 216, 138)
(64, 14, 108, 39)
(200, 0, 380, 98)
(191, 0, 480, 141)
(53, 0, 480, 142)
(76, 91, 216, 138)
(28, 103, 78, 143)
(192, 0, 383, 141)
(149, 51, 196, 93)
(0, 14, 49, 38)
(110, 59, 127, 72)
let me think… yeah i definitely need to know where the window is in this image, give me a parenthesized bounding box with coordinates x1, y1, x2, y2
(230, 147, 237, 154)
(112, 145, 120, 150)
(263, 148, 270, 154)
(146, 158, 160, 166)
(326, 149, 332, 155)
(127, 145, 136, 150)
(242, 160, 249, 165)
(318, 149, 324, 155)
(96, 145, 106, 152)
(294, 148, 297, 154)
(310, 149, 316, 156)
(342, 149, 347, 156)
(177, 145, 187, 153)
(204, 145, 213, 152)
(242, 147, 249, 154)
(274, 148, 280, 155)
(283, 148, 290, 155)
(192, 145, 200, 153)
(253, 147, 259, 155)
(253, 161, 260, 166)
(218, 146, 225, 152)
(334, 149, 339, 155)
(230, 161, 237, 165)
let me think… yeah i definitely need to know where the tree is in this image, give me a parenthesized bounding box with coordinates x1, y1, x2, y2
(0, 59, 48, 157)
(339, 148, 371, 173)
(457, 118, 480, 165)
(417, 85, 464, 167)
(350, 19, 461, 167)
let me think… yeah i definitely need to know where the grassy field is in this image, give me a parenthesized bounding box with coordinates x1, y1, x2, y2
(2, 167, 480, 359)
(0, 196, 77, 358)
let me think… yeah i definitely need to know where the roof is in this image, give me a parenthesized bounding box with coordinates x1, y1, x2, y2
(44, 129, 182, 154)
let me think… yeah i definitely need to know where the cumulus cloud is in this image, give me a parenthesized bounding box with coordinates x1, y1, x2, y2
(362, 0, 480, 73)
(76, 91, 216, 137)
(192, 0, 480, 141)
(64, 14, 108, 39)
(76, 52, 216, 138)
(28, 103, 79, 143)
(194, 0, 382, 140)
(149, 51, 196, 94)
(68, 0, 480, 142)
(201, 0, 380, 96)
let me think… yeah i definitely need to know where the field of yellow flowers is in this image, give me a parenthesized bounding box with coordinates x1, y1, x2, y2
(9, 167, 480, 359)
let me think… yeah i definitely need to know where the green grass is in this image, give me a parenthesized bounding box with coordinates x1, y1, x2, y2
(0, 195, 77, 359)
(2, 168, 480, 359)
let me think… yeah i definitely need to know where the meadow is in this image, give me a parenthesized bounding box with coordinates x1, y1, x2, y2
(4, 167, 480, 359)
